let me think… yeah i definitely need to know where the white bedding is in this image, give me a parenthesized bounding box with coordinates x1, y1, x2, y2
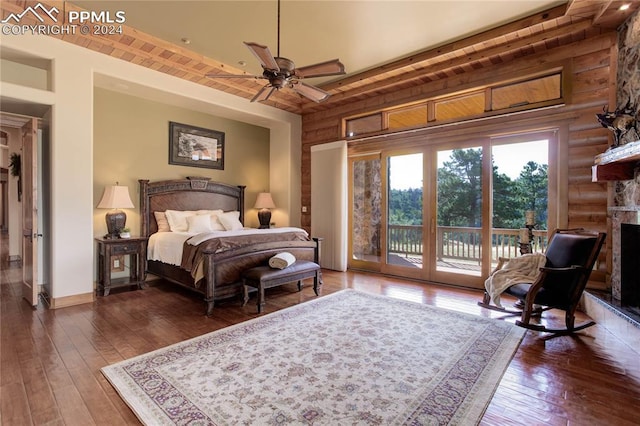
(147, 227, 309, 265)
(147, 232, 195, 266)
(186, 227, 308, 246)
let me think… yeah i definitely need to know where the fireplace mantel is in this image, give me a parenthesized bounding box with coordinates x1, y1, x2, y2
(592, 140, 640, 182)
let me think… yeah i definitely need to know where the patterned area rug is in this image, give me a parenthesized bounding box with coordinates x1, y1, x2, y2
(102, 289, 525, 425)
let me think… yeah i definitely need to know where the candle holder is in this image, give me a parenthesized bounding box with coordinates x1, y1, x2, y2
(519, 210, 536, 255)
(519, 224, 535, 255)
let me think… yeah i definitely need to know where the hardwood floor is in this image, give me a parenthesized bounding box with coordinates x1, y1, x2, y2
(2, 238, 639, 425)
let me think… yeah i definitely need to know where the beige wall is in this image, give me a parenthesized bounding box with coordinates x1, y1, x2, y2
(92, 88, 271, 234)
(0, 58, 49, 91)
(1, 34, 301, 303)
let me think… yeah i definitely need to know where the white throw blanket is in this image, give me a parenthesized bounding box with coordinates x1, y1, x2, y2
(269, 252, 296, 269)
(187, 227, 308, 246)
(484, 253, 547, 308)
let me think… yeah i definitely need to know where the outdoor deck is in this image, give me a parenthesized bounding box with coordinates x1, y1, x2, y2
(361, 226, 548, 274)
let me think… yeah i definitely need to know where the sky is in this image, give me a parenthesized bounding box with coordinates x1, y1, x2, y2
(389, 139, 549, 190)
(492, 140, 548, 179)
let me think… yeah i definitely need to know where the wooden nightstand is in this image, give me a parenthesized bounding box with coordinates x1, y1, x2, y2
(95, 236, 148, 296)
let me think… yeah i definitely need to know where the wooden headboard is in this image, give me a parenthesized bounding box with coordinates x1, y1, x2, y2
(139, 178, 246, 237)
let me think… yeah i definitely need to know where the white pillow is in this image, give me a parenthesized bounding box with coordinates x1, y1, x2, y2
(209, 214, 226, 231)
(196, 209, 223, 217)
(195, 209, 225, 230)
(165, 210, 196, 232)
(186, 214, 213, 233)
(218, 211, 243, 231)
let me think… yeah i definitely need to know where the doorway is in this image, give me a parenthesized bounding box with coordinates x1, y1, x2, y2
(0, 110, 50, 306)
(348, 130, 554, 289)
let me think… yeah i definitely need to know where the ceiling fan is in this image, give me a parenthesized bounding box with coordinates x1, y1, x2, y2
(205, 0, 346, 103)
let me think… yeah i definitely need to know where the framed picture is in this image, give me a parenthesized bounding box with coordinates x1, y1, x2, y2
(169, 121, 224, 170)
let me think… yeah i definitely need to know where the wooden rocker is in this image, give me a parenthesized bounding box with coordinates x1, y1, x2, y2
(479, 228, 606, 335)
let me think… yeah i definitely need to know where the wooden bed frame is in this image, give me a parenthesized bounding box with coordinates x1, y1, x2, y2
(139, 178, 321, 315)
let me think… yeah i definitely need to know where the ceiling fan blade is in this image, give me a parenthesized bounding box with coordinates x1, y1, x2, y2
(291, 81, 331, 103)
(251, 85, 277, 103)
(244, 42, 280, 71)
(205, 73, 263, 79)
(294, 59, 346, 79)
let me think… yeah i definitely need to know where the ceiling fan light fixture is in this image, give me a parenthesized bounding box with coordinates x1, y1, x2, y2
(272, 76, 287, 88)
(206, 0, 346, 103)
(274, 57, 295, 75)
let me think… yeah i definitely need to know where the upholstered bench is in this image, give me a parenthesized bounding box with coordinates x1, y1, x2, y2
(242, 260, 322, 313)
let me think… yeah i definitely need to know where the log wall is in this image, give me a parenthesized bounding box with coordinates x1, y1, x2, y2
(301, 32, 617, 288)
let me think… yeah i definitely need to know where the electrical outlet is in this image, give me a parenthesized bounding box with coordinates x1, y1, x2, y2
(111, 255, 125, 272)
(302, 206, 308, 213)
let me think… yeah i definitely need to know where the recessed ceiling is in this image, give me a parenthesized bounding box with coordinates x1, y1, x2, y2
(0, 98, 50, 120)
(70, 0, 566, 85)
(0, 110, 37, 128)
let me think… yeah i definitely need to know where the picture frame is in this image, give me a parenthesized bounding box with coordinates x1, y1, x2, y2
(169, 121, 225, 170)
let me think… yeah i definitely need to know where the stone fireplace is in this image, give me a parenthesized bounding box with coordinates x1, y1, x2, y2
(610, 207, 640, 314)
(608, 6, 640, 318)
(621, 223, 640, 309)
(584, 9, 640, 333)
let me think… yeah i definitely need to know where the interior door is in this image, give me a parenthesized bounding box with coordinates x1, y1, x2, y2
(22, 118, 38, 306)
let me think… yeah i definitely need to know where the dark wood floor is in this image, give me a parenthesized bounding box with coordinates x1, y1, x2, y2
(2, 241, 640, 425)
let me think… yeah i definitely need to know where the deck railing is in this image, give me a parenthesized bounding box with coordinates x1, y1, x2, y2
(387, 225, 548, 263)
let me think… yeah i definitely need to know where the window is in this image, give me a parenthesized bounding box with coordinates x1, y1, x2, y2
(345, 113, 382, 137)
(344, 71, 564, 138)
(388, 104, 428, 130)
(492, 74, 561, 110)
(434, 92, 485, 121)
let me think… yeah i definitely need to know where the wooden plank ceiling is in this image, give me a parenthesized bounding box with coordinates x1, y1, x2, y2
(1, 0, 638, 115)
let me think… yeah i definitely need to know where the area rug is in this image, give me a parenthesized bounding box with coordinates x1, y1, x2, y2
(102, 289, 525, 425)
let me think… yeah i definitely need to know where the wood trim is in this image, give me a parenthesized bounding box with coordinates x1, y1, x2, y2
(592, 162, 637, 181)
(3, 1, 632, 116)
(321, 5, 569, 92)
(323, 19, 594, 103)
(48, 292, 95, 309)
(0, 0, 305, 113)
(481, 138, 493, 279)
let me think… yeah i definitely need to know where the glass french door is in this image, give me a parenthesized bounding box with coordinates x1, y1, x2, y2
(383, 153, 424, 279)
(432, 145, 489, 282)
(490, 133, 552, 260)
(348, 131, 554, 289)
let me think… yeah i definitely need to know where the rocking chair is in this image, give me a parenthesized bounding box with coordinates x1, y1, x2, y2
(479, 228, 606, 335)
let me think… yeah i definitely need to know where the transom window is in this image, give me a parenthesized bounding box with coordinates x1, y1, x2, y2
(344, 71, 563, 137)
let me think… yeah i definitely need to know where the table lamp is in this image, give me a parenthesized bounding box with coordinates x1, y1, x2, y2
(254, 192, 276, 229)
(97, 183, 134, 238)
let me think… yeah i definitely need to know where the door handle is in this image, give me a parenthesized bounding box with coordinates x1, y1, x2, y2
(34, 233, 43, 238)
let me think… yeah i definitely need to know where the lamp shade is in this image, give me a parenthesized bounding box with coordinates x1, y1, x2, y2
(97, 185, 134, 209)
(253, 192, 276, 209)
